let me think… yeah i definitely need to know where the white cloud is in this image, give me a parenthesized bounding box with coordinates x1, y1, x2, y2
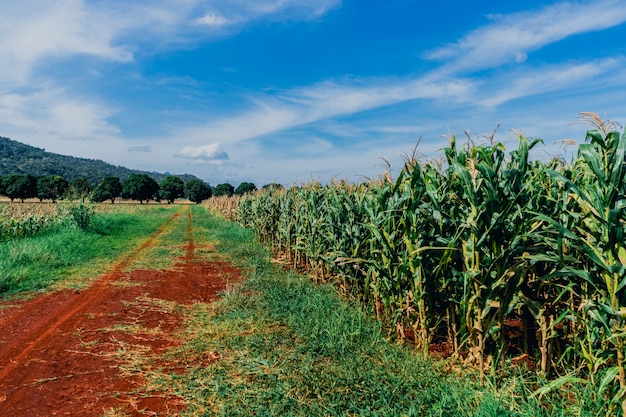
(174, 143, 230, 164)
(479, 58, 624, 107)
(0, 0, 134, 86)
(296, 76, 474, 112)
(174, 75, 474, 146)
(195, 0, 340, 27)
(178, 103, 301, 145)
(0, 86, 120, 140)
(426, 0, 626, 70)
(196, 12, 230, 27)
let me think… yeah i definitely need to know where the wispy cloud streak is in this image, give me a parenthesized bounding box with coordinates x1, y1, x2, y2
(426, 0, 626, 70)
(195, 0, 341, 28)
(176, 76, 475, 144)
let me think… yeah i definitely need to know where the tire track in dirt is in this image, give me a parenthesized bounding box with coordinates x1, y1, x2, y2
(0, 211, 181, 383)
(185, 206, 195, 260)
(0, 206, 243, 416)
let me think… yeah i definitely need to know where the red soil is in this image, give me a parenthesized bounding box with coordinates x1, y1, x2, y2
(0, 211, 241, 416)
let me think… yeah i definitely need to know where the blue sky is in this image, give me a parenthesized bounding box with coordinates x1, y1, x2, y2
(1, 0, 625, 187)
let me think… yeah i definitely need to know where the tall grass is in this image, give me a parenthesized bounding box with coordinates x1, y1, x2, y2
(235, 113, 626, 414)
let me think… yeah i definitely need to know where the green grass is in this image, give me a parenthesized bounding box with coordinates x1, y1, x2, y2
(0, 205, 178, 297)
(124, 206, 192, 271)
(153, 211, 602, 417)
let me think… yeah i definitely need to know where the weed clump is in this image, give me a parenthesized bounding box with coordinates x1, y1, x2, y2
(69, 203, 94, 231)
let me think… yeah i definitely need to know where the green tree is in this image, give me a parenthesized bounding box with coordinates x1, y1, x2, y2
(91, 176, 122, 204)
(36, 177, 52, 202)
(37, 175, 68, 203)
(214, 183, 234, 197)
(262, 182, 284, 191)
(68, 178, 93, 203)
(235, 182, 257, 195)
(185, 179, 212, 204)
(121, 174, 160, 204)
(159, 176, 185, 204)
(3, 174, 37, 202)
(0, 176, 6, 196)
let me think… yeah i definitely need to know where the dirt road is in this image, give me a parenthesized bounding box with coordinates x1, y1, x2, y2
(0, 207, 240, 416)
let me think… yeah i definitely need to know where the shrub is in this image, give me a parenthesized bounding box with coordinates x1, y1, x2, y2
(70, 204, 94, 231)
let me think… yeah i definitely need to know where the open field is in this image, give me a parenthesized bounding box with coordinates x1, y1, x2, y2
(0, 203, 605, 415)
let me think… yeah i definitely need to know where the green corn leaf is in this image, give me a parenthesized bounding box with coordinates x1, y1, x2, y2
(532, 375, 588, 399)
(616, 274, 626, 293)
(611, 386, 626, 408)
(579, 143, 607, 183)
(544, 169, 603, 220)
(530, 212, 579, 240)
(608, 129, 626, 193)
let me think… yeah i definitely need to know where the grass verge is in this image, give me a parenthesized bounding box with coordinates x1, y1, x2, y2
(149, 210, 602, 416)
(0, 205, 180, 297)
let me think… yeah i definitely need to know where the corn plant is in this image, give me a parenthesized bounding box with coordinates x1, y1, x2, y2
(235, 113, 626, 413)
(0, 203, 59, 239)
(531, 114, 626, 414)
(203, 195, 241, 221)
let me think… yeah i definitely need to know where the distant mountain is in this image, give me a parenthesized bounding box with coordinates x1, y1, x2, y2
(0, 136, 201, 185)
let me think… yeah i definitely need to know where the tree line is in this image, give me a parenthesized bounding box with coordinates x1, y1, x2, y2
(0, 173, 258, 204)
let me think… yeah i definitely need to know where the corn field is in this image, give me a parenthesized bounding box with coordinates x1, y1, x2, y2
(202, 195, 241, 221)
(0, 203, 64, 239)
(236, 113, 626, 414)
(0, 202, 128, 240)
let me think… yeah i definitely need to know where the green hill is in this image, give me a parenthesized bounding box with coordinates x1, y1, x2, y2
(0, 136, 201, 185)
